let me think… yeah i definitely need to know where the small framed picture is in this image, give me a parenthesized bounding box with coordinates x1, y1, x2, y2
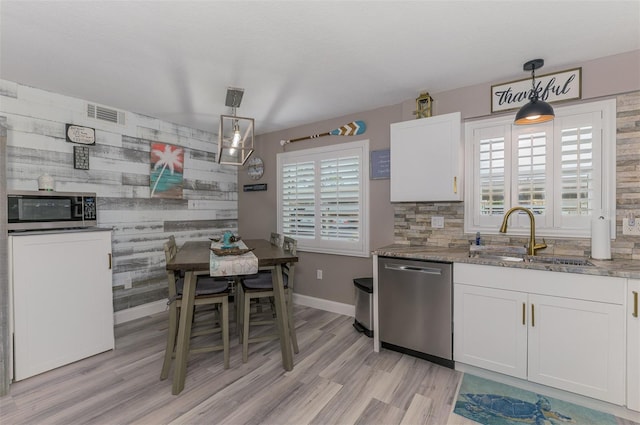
(73, 145, 90, 170)
(370, 149, 390, 180)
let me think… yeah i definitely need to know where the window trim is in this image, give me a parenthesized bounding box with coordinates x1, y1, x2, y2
(464, 99, 616, 238)
(277, 139, 370, 257)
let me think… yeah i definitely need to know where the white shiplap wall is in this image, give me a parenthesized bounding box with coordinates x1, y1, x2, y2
(0, 79, 238, 311)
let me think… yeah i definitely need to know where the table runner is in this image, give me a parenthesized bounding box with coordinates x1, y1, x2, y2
(209, 240, 259, 276)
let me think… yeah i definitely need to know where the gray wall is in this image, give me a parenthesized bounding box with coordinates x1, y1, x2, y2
(238, 50, 640, 306)
(238, 104, 400, 305)
(0, 79, 238, 312)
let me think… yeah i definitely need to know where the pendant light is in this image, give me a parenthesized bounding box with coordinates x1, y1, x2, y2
(514, 59, 555, 125)
(217, 87, 254, 165)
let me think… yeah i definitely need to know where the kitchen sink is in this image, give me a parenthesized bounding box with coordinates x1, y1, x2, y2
(524, 255, 595, 266)
(470, 253, 525, 262)
(468, 245, 527, 262)
(469, 248, 595, 266)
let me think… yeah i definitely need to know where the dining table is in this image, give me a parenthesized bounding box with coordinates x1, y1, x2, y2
(165, 238, 298, 395)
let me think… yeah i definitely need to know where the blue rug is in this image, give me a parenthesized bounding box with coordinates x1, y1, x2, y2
(454, 374, 618, 425)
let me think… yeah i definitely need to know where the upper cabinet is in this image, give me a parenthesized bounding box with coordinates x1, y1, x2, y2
(390, 112, 463, 202)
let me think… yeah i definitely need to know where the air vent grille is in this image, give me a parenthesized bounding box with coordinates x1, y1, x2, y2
(87, 103, 125, 125)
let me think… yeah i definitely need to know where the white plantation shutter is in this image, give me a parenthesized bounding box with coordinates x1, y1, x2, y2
(554, 111, 603, 230)
(320, 156, 360, 241)
(277, 139, 369, 257)
(473, 124, 512, 228)
(479, 137, 506, 217)
(281, 161, 315, 238)
(465, 99, 614, 238)
(560, 125, 594, 216)
(515, 131, 547, 215)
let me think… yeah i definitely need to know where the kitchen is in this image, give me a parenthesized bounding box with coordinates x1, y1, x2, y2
(1, 1, 640, 423)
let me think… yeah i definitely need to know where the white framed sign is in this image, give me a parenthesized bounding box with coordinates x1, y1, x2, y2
(65, 124, 96, 145)
(491, 67, 581, 113)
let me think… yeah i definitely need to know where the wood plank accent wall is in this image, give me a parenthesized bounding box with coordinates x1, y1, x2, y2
(394, 91, 640, 261)
(0, 79, 238, 311)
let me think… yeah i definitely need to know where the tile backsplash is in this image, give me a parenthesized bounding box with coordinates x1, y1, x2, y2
(394, 91, 640, 261)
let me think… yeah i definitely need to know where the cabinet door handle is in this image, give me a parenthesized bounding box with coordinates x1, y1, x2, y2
(453, 176, 457, 194)
(531, 304, 535, 327)
(633, 291, 638, 318)
(522, 302, 526, 325)
(108, 253, 112, 270)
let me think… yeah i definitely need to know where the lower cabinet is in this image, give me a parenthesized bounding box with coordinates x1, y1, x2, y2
(10, 230, 115, 381)
(454, 263, 626, 405)
(454, 284, 527, 378)
(629, 279, 640, 412)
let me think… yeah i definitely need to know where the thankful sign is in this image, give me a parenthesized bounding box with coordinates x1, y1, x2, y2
(491, 67, 582, 113)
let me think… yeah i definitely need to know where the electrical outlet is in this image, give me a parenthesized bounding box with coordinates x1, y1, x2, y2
(622, 217, 640, 235)
(431, 216, 445, 229)
(316, 269, 323, 280)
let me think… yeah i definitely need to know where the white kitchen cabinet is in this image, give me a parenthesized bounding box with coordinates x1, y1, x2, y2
(390, 112, 462, 202)
(629, 279, 640, 412)
(527, 293, 625, 404)
(454, 263, 626, 405)
(454, 284, 527, 378)
(9, 230, 114, 381)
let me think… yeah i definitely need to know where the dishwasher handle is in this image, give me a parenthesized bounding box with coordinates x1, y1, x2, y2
(383, 263, 442, 275)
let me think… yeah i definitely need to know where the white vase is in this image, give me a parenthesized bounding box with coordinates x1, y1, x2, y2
(38, 174, 54, 191)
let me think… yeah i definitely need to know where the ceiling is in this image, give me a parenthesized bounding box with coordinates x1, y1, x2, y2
(1, 1, 639, 135)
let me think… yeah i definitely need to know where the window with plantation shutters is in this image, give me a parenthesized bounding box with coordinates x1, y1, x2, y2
(277, 139, 369, 257)
(465, 99, 615, 238)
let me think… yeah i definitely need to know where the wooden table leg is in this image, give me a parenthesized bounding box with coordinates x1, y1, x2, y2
(172, 270, 196, 395)
(271, 265, 293, 370)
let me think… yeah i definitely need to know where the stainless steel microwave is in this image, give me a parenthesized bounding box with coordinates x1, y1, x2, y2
(7, 190, 97, 231)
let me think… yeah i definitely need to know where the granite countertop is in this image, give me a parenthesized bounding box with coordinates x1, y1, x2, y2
(373, 244, 640, 280)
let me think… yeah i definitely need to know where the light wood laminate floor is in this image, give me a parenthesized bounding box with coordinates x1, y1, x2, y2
(0, 304, 472, 424)
(1, 304, 634, 424)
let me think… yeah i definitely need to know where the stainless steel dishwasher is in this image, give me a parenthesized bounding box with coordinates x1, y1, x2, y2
(378, 256, 453, 368)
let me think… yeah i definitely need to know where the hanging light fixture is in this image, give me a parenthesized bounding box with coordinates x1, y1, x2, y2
(514, 59, 555, 125)
(217, 87, 254, 165)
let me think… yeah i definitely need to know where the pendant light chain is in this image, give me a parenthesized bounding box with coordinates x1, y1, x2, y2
(530, 65, 538, 101)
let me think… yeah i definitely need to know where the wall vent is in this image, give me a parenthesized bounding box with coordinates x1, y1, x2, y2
(87, 103, 125, 125)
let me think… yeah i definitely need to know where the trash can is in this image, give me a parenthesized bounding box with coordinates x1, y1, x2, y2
(353, 277, 373, 337)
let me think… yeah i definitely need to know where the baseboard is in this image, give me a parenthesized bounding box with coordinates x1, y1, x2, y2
(113, 299, 167, 325)
(292, 293, 355, 317)
(114, 294, 354, 325)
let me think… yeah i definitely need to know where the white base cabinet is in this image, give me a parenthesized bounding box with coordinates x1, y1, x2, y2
(454, 284, 527, 378)
(628, 279, 640, 412)
(9, 230, 114, 381)
(454, 263, 626, 405)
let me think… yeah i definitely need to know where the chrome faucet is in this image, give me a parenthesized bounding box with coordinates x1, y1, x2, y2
(499, 206, 547, 256)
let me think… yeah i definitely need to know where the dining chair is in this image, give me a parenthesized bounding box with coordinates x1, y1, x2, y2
(160, 236, 230, 381)
(237, 236, 298, 363)
(270, 232, 284, 247)
(234, 232, 282, 327)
